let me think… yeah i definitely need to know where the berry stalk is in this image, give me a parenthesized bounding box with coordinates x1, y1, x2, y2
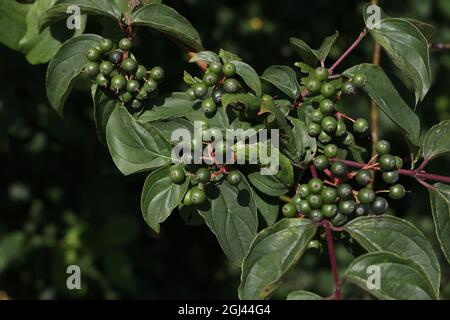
(329, 28, 368, 75)
(330, 159, 450, 186)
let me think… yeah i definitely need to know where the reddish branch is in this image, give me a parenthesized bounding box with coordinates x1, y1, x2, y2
(329, 28, 368, 75)
(330, 158, 450, 186)
(321, 220, 342, 300)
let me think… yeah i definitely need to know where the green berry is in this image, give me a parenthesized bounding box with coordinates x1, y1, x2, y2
(196, 168, 211, 183)
(355, 169, 372, 186)
(203, 72, 219, 87)
(321, 187, 338, 204)
(96, 73, 109, 87)
(310, 210, 324, 222)
(358, 188, 376, 204)
(319, 131, 332, 144)
(313, 155, 329, 171)
(382, 171, 399, 184)
(319, 99, 335, 115)
(99, 61, 114, 76)
(201, 98, 217, 116)
(308, 178, 324, 194)
(355, 204, 371, 216)
(86, 47, 101, 62)
(342, 81, 356, 95)
(309, 109, 323, 123)
(352, 73, 367, 88)
(307, 194, 323, 210)
(135, 65, 147, 80)
(389, 184, 406, 200)
(341, 132, 355, 147)
(183, 189, 193, 206)
(321, 83, 336, 98)
(297, 200, 312, 215)
(227, 171, 241, 186)
(314, 67, 329, 82)
(150, 67, 165, 83)
(331, 212, 348, 226)
(292, 195, 303, 206)
(120, 92, 133, 103)
(307, 123, 322, 137)
(282, 203, 297, 218)
(85, 62, 99, 78)
(194, 83, 208, 98)
(110, 74, 126, 91)
(223, 78, 241, 93)
(143, 79, 158, 93)
(222, 63, 236, 77)
(339, 200, 356, 215)
(100, 38, 113, 52)
(372, 197, 389, 215)
(122, 58, 138, 73)
(119, 38, 132, 51)
(170, 165, 186, 184)
(186, 88, 197, 100)
(331, 162, 348, 178)
(337, 184, 353, 200)
(379, 154, 396, 171)
(375, 140, 391, 155)
(212, 88, 225, 104)
(307, 79, 322, 94)
(321, 204, 338, 218)
(126, 80, 140, 93)
(353, 118, 369, 135)
(394, 156, 403, 170)
(298, 184, 310, 199)
(323, 144, 338, 158)
(335, 120, 347, 137)
(209, 62, 223, 75)
(190, 187, 207, 205)
(321, 116, 338, 134)
(109, 50, 123, 65)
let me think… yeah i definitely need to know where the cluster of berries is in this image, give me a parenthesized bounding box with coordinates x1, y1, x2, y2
(282, 140, 405, 226)
(84, 37, 165, 111)
(185, 61, 243, 117)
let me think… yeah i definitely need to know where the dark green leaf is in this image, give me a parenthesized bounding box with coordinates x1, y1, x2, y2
(141, 165, 190, 233)
(289, 117, 317, 164)
(20, 0, 86, 65)
(344, 215, 440, 294)
(422, 120, 450, 161)
(239, 218, 317, 300)
(151, 118, 194, 143)
(429, 183, 450, 264)
(46, 34, 103, 115)
(219, 48, 241, 63)
(286, 290, 322, 300)
(316, 31, 339, 62)
(344, 64, 421, 146)
(39, 0, 122, 31)
(189, 51, 220, 65)
(221, 93, 260, 112)
(363, 7, 431, 104)
(344, 252, 437, 300)
(198, 174, 258, 265)
(91, 85, 117, 145)
(138, 93, 197, 123)
(253, 188, 279, 227)
(289, 38, 318, 66)
(0, 0, 29, 51)
(106, 106, 172, 175)
(131, 3, 203, 51)
(261, 65, 300, 99)
(232, 60, 262, 97)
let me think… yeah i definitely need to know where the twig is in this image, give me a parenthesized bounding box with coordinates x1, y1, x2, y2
(329, 28, 368, 75)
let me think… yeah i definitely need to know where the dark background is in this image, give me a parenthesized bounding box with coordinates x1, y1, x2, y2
(1, 0, 450, 299)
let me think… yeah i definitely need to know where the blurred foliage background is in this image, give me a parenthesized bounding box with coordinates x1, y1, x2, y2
(1, 0, 450, 299)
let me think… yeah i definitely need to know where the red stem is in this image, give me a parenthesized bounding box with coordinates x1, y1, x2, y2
(310, 165, 318, 178)
(331, 158, 450, 185)
(329, 28, 368, 75)
(323, 220, 342, 300)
